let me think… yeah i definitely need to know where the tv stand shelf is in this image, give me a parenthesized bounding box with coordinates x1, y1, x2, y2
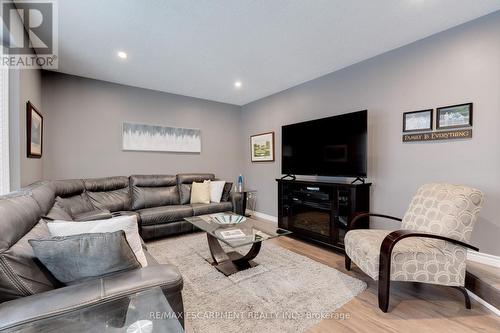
(276, 179, 371, 252)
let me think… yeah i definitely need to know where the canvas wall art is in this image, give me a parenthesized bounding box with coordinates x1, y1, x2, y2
(122, 122, 201, 153)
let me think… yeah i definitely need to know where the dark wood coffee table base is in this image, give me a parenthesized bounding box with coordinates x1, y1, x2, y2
(206, 233, 261, 276)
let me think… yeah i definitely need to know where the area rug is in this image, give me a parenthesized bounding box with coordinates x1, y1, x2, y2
(147, 233, 366, 333)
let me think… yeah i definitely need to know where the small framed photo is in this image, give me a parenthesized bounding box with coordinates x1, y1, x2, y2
(26, 101, 43, 158)
(403, 109, 433, 132)
(250, 132, 274, 162)
(436, 103, 473, 129)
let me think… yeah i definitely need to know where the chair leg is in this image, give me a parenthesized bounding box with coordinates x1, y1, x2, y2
(378, 276, 391, 312)
(378, 245, 392, 312)
(452, 286, 471, 309)
(345, 256, 351, 271)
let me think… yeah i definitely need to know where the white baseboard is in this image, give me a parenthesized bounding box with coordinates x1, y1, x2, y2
(248, 210, 277, 223)
(467, 250, 500, 268)
(467, 290, 500, 316)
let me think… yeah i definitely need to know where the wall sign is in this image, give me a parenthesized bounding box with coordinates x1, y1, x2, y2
(402, 129, 472, 142)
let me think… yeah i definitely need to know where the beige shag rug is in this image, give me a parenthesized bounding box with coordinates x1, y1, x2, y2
(147, 233, 366, 333)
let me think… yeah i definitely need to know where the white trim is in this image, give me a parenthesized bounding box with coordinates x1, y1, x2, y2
(467, 290, 500, 316)
(248, 210, 277, 223)
(467, 250, 500, 268)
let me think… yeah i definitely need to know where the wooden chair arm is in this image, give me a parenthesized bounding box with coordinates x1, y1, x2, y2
(380, 230, 479, 254)
(349, 212, 402, 230)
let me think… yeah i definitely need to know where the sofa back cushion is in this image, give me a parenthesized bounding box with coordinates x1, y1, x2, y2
(51, 180, 94, 217)
(130, 175, 180, 210)
(0, 193, 56, 302)
(84, 176, 131, 212)
(177, 173, 215, 204)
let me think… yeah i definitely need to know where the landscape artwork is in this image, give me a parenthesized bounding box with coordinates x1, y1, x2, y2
(403, 109, 433, 132)
(250, 132, 274, 162)
(122, 122, 201, 153)
(436, 103, 473, 129)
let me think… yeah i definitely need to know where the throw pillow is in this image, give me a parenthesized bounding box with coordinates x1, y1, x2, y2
(205, 180, 225, 203)
(221, 182, 233, 202)
(47, 215, 148, 267)
(29, 231, 140, 285)
(190, 181, 210, 204)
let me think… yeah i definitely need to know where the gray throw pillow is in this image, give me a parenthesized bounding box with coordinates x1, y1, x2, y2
(29, 231, 140, 285)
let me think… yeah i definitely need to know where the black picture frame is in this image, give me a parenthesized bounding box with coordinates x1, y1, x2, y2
(402, 109, 433, 133)
(27, 101, 43, 158)
(436, 103, 473, 130)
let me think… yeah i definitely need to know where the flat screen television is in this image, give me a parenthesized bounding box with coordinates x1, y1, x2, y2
(281, 110, 367, 177)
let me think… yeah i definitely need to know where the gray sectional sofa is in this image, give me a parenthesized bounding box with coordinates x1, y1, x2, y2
(0, 173, 242, 330)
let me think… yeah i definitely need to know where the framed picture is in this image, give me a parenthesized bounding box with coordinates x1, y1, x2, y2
(250, 132, 274, 162)
(403, 109, 433, 132)
(27, 101, 43, 158)
(436, 103, 473, 129)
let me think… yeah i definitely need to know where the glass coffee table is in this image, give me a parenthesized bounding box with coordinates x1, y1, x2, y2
(6, 287, 184, 333)
(184, 212, 292, 276)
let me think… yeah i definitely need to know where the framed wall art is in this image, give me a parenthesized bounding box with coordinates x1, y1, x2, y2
(27, 101, 43, 158)
(436, 103, 473, 130)
(403, 109, 433, 132)
(250, 132, 274, 162)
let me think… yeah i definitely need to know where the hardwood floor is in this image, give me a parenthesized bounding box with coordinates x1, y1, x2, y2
(269, 235, 500, 333)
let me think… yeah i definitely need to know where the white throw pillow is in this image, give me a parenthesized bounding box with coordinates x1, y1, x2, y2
(190, 181, 211, 204)
(47, 215, 148, 268)
(205, 180, 225, 203)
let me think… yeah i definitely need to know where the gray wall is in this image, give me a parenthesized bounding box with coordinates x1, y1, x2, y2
(241, 12, 500, 256)
(41, 72, 242, 183)
(9, 68, 43, 189)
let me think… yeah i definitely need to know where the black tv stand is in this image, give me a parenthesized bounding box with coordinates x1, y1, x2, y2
(350, 177, 365, 185)
(277, 178, 371, 252)
(280, 174, 296, 180)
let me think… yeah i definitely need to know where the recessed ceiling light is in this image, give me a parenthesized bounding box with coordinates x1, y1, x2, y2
(117, 51, 127, 59)
(234, 81, 242, 88)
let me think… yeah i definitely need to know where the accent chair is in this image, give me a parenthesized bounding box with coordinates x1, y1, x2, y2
(344, 183, 484, 312)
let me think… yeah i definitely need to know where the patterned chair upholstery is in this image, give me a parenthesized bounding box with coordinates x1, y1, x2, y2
(344, 183, 484, 312)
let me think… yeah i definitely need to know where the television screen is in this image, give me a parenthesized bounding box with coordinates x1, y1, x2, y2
(281, 110, 367, 177)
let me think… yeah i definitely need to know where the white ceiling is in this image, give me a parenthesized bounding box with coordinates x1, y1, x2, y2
(52, 0, 500, 105)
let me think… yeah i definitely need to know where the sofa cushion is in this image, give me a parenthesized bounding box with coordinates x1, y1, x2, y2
(190, 202, 233, 216)
(0, 193, 56, 302)
(55, 194, 94, 217)
(44, 200, 73, 221)
(177, 173, 215, 204)
(221, 182, 233, 202)
(138, 205, 194, 226)
(84, 176, 131, 212)
(130, 175, 180, 210)
(29, 231, 140, 285)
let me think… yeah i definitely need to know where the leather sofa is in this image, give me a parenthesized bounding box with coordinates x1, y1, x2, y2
(0, 173, 242, 330)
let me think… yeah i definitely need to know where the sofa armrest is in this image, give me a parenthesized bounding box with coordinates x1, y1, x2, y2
(0, 264, 184, 331)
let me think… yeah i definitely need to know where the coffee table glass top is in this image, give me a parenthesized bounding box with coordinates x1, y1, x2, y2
(184, 212, 292, 248)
